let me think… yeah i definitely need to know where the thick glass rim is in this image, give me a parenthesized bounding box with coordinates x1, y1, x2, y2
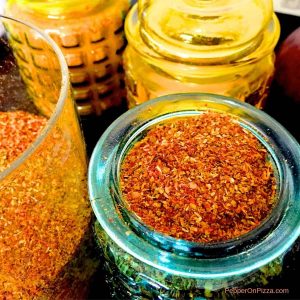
(88, 93, 300, 278)
(125, 4, 280, 65)
(0, 15, 69, 181)
(115, 113, 284, 258)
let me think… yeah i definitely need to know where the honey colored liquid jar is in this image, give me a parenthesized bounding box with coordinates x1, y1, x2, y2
(5, 0, 135, 115)
(124, 0, 280, 109)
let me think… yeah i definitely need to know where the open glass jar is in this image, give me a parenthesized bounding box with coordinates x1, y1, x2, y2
(124, 0, 280, 109)
(0, 16, 97, 298)
(89, 93, 300, 299)
(5, 0, 135, 115)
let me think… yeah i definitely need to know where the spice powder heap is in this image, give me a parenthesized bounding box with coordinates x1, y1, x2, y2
(0, 110, 95, 298)
(0, 111, 47, 171)
(120, 112, 277, 243)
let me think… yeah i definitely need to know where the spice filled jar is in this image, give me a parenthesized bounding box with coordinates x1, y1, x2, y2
(5, 0, 135, 116)
(123, 0, 280, 109)
(89, 93, 300, 299)
(0, 16, 98, 298)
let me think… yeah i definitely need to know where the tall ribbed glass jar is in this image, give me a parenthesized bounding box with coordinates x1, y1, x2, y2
(124, 0, 280, 109)
(5, 0, 135, 115)
(0, 16, 97, 298)
(89, 93, 300, 299)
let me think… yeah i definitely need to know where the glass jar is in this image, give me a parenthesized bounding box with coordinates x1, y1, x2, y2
(0, 16, 97, 298)
(124, 0, 280, 109)
(5, 0, 135, 116)
(88, 93, 300, 299)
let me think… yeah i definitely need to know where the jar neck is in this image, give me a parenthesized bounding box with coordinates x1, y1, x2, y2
(8, 0, 106, 18)
(135, 0, 274, 63)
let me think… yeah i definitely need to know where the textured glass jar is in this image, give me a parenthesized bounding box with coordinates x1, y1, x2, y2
(124, 0, 280, 109)
(0, 16, 97, 298)
(89, 93, 300, 299)
(5, 0, 135, 116)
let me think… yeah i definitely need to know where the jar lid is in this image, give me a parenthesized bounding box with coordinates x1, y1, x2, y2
(138, 0, 274, 62)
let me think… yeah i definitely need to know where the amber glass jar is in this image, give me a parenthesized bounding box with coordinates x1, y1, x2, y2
(5, 0, 135, 115)
(124, 0, 280, 109)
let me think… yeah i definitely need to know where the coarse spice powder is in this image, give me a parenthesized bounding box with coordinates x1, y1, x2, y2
(120, 112, 277, 243)
(0, 110, 95, 298)
(0, 111, 47, 171)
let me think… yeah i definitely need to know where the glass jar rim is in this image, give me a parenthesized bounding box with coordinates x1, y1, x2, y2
(115, 118, 284, 258)
(88, 93, 300, 278)
(125, 4, 280, 66)
(0, 15, 69, 181)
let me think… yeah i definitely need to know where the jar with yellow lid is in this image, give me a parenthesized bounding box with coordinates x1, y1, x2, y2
(5, 0, 135, 115)
(123, 0, 280, 109)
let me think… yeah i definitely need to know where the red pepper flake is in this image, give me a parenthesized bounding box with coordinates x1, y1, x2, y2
(0, 111, 95, 298)
(120, 112, 277, 243)
(0, 111, 47, 171)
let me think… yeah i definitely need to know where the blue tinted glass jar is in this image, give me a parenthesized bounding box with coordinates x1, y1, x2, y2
(88, 93, 300, 299)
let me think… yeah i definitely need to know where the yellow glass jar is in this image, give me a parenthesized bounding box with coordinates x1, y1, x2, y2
(5, 0, 134, 115)
(124, 0, 280, 108)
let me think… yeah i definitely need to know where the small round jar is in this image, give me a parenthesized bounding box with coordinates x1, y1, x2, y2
(89, 93, 300, 299)
(5, 0, 135, 115)
(124, 0, 280, 109)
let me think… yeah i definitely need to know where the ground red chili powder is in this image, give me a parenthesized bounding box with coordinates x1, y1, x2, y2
(0, 111, 47, 171)
(120, 112, 277, 243)
(0, 111, 96, 298)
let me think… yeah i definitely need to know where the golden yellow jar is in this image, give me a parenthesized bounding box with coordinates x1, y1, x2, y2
(124, 0, 280, 108)
(5, 0, 135, 115)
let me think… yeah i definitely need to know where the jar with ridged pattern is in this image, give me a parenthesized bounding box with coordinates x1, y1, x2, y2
(5, 0, 135, 115)
(124, 0, 280, 109)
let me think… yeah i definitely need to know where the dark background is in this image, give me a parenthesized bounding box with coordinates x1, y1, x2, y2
(84, 12, 300, 300)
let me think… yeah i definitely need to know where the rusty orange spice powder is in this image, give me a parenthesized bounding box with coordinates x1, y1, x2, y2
(0, 111, 47, 171)
(120, 112, 277, 243)
(0, 111, 96, 298)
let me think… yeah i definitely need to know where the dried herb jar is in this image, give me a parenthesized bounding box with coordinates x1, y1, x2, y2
(5, 0, 135, 116)
(89, 93, 300, 299)
(0, 16, 97, 298)
(124, 0, 280, 109)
